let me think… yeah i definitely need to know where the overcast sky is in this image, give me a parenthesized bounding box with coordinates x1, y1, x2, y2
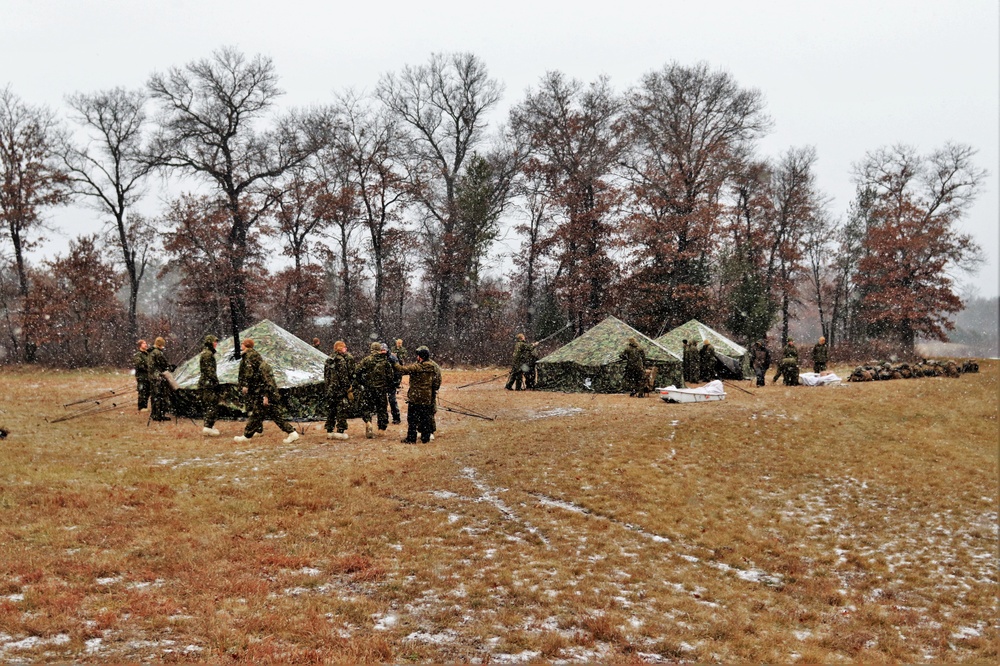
(3, 0, 998, 298)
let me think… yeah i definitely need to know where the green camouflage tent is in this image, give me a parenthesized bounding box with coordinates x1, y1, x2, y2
(171, 319, 329, 420)
(655, 319, 751, 379)
(535, 316, 683, 392)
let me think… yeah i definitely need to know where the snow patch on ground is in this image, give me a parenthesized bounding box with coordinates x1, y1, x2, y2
(461, 467, 550, 547)
(405, 630, 457, 644)
(373, 613, 398, 630)
(527, 407, 584, 420)
(488, 649, 542, 663)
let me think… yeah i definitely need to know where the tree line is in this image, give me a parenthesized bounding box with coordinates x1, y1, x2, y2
(0, 49, 985, 368)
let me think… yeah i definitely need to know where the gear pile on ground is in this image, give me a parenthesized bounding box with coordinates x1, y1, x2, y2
(848, 359, 979, 382)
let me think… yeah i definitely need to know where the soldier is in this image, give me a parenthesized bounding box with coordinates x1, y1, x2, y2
(523, 341, 539, 390)
(505, 333, 532, 391)
(324, 340, 354, 440)
(686, 339, 701, 384)
(394, 345, 441, 444)
(234, 338, 299, 443)
(619, 337, 647, 397)
(148, 337, 172, 421)
(393, 338, 408, 363)
(699, 339, 717, 381)
(387, 340, 404, 424)
(773, 339, 800, 386)
(428, 351, 443, 441)
(312, 337, 321, 350)
(749, 338, 771, 387)
(681, 338, 692, 383)
(812, 336, 829, 373)
(133, 339, 151, 412)
(356, 341, 395, 438)
(199, 335, 221, 437)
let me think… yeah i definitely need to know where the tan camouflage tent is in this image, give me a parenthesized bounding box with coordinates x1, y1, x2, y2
(535, 316, 683, 392)
(172, 319, 329, 420)
(655, 319, 751, 379)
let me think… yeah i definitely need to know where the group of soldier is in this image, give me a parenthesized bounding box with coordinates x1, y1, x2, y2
(504, 333, 538, 391)
(681, 339, 720, 386)
(133, 335, 442, 445)
(323, 339, 441, 444)
(748, 336, 829, 387)
(132, 337, 174, 422)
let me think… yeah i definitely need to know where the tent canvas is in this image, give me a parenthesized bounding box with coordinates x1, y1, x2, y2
(535, 316, 683, 392)
(655, 319, 751, 379)
(171, 319, 329, 420)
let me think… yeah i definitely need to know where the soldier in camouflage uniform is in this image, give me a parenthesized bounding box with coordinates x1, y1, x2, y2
(199, 335, 221, 437)
(523, 342, 539, 390)
(356, 342, 395, 438)
(505, 334, 532, 391)
(394, 346, 441, 444)
(619, 337, 647, 397)
(236, 338, 263, 436)
(699, 340, 717, 381)
(388, 339, 407, 424)
(428, 352, 443, 440)
(234, 338, 299, 443)
(685, 339, 701, 384)
(148, 337, 172, 421)
(772, 339, 800, 386)
(681, 339, 692, 384)
(812, 336, 829, 373)
(749, 338, 771, 387)
(324, 341, 355, 440)
(133, 339, 151, 411)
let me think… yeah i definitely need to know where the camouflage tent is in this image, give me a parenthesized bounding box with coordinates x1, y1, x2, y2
(535, 316, 683, 392)
(172, 319, 329, 420)
(655, 319, 751, 379)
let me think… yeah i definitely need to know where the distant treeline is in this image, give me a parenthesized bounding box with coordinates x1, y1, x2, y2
(0, 50, 988, 367)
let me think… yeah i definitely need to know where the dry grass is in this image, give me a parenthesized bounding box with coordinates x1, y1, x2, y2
(0, 362, 996, 663)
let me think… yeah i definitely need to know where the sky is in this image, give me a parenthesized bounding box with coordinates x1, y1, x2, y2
(2, 0, 998, 298)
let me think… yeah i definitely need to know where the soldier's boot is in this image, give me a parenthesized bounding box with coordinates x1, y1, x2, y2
(328, 431, 349, 440)
(365, 422, 374, 439)
(429, 433, 435, 442)
(283, 430, 300, 444)
(233, 435, 251, 443)
(202, 427, 220, 437)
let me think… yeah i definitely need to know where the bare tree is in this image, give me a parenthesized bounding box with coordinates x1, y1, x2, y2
(147, 47, 326, 353)
(63, 86, 156, 341)
(511, 168, 552, 332)
(801, 209, 837, 342)
(510, 72, 625, 333)
(766, 146, 825, 343)
(377, 52, 504, 344)
(623, 62, 771, 331)
(0, 86, 71, 361)
(331, 91, 408, 341)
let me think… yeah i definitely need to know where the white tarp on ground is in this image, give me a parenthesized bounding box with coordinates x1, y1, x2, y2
(657, 380, 726, 394)
(799, 372, 842, 386)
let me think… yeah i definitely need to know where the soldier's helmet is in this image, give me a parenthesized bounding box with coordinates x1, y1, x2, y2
(416, 345, 430, 360)
(370, 341, 382, 353)
(516, 333, 525, 341)
(204, 334, 217, 347)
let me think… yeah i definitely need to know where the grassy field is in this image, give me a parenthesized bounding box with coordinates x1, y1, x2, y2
(0, 362, 996, 663)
